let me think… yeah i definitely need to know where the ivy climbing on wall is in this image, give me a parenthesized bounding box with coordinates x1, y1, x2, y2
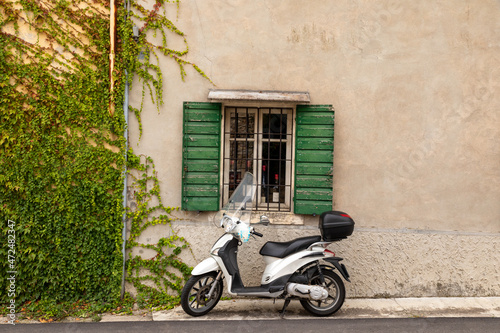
(125, 153, 192, 309)
(118, 0, 211, 138)
(118, 0, 210, 309)
(0, 0, 124, 304)
(0, 0, 208, 306)
(0, 0, 210, 310)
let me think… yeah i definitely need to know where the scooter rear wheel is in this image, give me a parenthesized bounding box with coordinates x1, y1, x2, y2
(181, 272, 223, 316)
(300, 270, 345, 316)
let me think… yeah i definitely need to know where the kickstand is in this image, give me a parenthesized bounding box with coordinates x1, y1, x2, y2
(279, 298, 291, 319)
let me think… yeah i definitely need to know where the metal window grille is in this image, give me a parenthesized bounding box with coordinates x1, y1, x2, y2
(223, 107, 294, 212)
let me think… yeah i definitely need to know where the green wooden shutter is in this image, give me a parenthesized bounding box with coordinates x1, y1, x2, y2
(294, 105, 334, 215)
(182, 102, 222, 211)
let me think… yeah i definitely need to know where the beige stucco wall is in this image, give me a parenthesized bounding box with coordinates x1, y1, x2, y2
(128, 220, 499, 297)
(127, 0, 500, 297)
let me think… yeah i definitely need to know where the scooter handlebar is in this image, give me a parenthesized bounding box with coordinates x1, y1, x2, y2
(252, 230, 263, 237)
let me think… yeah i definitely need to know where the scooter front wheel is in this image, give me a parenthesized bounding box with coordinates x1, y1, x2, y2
(300, 270, 345, 316)
(181, 272, 223, 316)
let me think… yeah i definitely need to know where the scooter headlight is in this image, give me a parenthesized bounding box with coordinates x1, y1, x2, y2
(222, 216, 237, 233)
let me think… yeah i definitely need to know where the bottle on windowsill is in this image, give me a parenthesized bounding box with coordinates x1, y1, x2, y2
(273, 173, 279, 203)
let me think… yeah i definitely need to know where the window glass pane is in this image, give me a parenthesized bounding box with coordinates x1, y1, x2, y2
(230, 110, 255, 139)
(229, 142, 254, 172)
(261, 142, 286, 204)
(228, 141, 254, 196)
(263, 112, 287, 140)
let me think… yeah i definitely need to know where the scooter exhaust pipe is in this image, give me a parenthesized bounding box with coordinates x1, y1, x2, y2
(286, 283, 328, 300)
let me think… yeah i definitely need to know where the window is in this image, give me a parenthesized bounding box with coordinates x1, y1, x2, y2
(222, 107, 293, 212)
(182, 101, 335, 215)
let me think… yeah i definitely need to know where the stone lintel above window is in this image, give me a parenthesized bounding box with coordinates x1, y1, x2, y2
(208, 89, 310, 103)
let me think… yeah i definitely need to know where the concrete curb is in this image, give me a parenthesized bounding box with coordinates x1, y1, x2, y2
(2, 297, 499, 324)
(150, 297, 500, 321)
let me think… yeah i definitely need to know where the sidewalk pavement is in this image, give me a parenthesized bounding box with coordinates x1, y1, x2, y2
(2, 297, 499, 324)
(102, 297, 500, 322)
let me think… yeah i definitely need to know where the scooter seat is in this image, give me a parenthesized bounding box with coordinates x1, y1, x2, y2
(259, 236, 322, 259)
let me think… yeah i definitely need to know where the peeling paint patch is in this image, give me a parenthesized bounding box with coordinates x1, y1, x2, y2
(287, 24, 336, 51)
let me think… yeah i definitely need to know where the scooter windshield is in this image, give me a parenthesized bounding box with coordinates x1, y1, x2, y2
(214, 172, 256, 227)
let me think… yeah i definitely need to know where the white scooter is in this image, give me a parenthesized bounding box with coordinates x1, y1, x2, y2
(181, 172, 354, 317)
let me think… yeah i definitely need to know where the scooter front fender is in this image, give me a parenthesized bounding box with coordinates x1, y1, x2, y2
(191, 257, 220, 276)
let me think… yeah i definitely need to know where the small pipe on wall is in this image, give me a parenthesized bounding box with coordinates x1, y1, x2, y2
(118, 0, 130, 300)
(109, 0, 116, 116)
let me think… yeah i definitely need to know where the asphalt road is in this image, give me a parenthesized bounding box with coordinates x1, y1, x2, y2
(2, 318, 500, 333)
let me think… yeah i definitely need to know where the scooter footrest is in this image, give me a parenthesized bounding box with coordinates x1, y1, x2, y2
(269, 286, 284, 293)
